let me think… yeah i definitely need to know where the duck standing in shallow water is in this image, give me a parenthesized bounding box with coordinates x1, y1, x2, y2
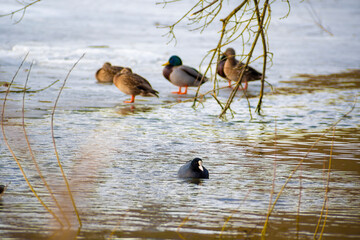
(95, 62, 124, 83)
(223, 48, 262, 90)
(178, 158, 209, 179)
(162, 55, 208, 95)
(113, 68, 159, 103)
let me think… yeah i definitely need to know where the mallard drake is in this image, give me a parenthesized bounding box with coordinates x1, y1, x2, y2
(178, 158, 209, 179)
(223, 48, 262, 90)
(113, 68, 159, 103)
(95, 62, 124, 83)
(162, 55, 208, 94)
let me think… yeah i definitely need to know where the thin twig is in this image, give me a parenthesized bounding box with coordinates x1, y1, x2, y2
(22, 61, 71, 227)
(0, 0, 41, 24)
(305, 0, 333, 36)
(266, 116, 277, 219)
(296, 163, 303, 240)
(51, 53, 86, 227)
(0, 79, 59, 93)
(1, 52, 64, 227)
(192, 0, 219, 15)
(314, 127, 335, 239)
(254, 0, 269, 114)
(219, 190, 251, 239)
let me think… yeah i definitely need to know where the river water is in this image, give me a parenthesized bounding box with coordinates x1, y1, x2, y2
(0, 0, 359, 239)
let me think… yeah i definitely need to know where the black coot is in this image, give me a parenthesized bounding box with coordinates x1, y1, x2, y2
(0, 185, 6, 197)
(178, 158, 209, 179)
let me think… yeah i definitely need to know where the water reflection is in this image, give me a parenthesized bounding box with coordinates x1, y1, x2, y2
(114, 105, 154, 116)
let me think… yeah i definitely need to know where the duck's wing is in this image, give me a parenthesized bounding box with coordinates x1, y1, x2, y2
(234, 61, 262, 81)
(132, 74, 159, 97)
(180, 65, 208, 83)
(246, 65, 263, 81)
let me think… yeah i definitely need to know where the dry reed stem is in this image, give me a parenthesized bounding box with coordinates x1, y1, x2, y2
(296, 164, 303, 240)
(107, 209, 131, 240)
(314, 127, 335, 240)
(1, 52, 64, 227)
(219, 189, 251, 239)
(261, 97, 357, 238)
(51, 53, 86, 227)
(0, 79, 59, 93)
(22, 61, 71, 227)
(266, 116, 277, 219)
(177, 208, 201, 240)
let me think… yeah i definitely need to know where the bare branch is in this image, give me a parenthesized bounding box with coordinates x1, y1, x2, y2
(0, 0, 41, 24)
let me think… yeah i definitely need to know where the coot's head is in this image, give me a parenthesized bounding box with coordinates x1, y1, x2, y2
(0, 185, 6, 195)
(191, 158, 205, 172)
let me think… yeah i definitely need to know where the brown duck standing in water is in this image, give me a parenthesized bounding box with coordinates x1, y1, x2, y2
(113, 68, 159, 103)
(223, 48, 263, 90)
(95, 62, 124, 83)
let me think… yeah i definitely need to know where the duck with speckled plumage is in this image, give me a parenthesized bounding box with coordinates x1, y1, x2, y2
(95, 62, 124, 83)
(162, 55, 208, 95)
(113, 68, 159, 103)
(223, 48, 263, 90)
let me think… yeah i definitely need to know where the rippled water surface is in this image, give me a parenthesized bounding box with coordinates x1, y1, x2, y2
(1, 0, 360, 239)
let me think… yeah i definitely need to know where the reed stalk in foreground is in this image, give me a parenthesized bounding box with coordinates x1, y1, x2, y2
(22, 61, 71, 227)
(313, 127, 335, 240)
(260, 97, 357, 238)
(219, 190, 251, 239)
(1, 52, 64, 227)
(50, 53, 86, 227)
(1, 52, 86, 228)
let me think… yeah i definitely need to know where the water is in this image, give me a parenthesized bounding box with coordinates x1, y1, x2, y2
(1, 0, 360, 239)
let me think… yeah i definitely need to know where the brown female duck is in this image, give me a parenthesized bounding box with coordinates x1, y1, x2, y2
(113, 68, 159, 103)
(223, 48, 262, 90)
(95, 62, 124, 83)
